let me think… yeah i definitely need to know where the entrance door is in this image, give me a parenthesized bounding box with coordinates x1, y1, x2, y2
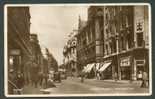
(9, 55, 21, 74)
(136, 60, 145, 80)
(121, 67, 130, 80)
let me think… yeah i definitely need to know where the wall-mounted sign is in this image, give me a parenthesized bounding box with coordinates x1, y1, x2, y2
(136, 60, 145, 66)
(9, 49, 21, 55)
(136, 20, 144, 32)
(120, 57, 130, 67)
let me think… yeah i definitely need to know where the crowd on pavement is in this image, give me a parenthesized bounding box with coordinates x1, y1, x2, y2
(8, 58, 51, 94)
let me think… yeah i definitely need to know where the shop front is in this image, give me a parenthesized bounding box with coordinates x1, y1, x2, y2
(120, 56, 131, 80)
(132, 48, 149, 81)
(135, 59, 145, 80)
(99, 61, 112, 79)
(8, 49, 22, 74)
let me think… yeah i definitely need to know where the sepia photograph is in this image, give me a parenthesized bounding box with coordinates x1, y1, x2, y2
(4, 3, 152, 97)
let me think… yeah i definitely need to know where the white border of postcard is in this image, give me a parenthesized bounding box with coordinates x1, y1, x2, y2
(4, 3, 152, 97)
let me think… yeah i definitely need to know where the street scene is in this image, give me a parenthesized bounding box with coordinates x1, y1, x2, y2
(6, 4, 150, 96)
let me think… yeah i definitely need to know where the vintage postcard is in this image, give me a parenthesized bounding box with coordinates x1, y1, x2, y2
(4, 3, 152, 97)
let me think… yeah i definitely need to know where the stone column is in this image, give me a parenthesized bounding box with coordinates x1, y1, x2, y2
(95, 17, 103, 62)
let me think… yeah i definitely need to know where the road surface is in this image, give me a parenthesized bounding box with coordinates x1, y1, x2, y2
(43, 77, 149, 95)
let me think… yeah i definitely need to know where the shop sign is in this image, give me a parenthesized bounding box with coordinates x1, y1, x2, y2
(136, 60, 145, 66)
(120, 57, 130, 67)
(9, 49, 20, 55)
(136, 20, 144, 33)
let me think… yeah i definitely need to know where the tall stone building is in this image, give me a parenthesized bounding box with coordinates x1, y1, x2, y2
(7, 7, 32, 76)
(77, 7, 105, 78)
(63, 30, 77, 76)
(7, 7, 32, 94)
(76, 5, 149, 80)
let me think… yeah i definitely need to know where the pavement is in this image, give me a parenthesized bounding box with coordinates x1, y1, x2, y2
(22, 77, 149, 95)
(22, 84, 43, 94)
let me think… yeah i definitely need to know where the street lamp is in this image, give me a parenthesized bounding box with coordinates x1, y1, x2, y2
(116, 32, 121, 80)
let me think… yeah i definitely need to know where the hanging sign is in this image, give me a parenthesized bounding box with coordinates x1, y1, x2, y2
(120, 57, 130, 67)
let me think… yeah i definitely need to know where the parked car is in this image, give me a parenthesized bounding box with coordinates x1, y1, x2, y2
(60, 71, 67, 80)
(53, 71, 61, 83)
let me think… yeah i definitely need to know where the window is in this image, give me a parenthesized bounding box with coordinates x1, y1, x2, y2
(112, 38, 117, 53)
(106, 44, 108, 55)
(127, 34, 132, 49)
(137, 32, 144, 47)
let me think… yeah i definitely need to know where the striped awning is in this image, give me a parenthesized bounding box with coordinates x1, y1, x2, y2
(99, 62, 111, 72)
(85, 63, 95, 73)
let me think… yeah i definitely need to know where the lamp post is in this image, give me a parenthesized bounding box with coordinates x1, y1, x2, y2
(116, 33, 121, 80)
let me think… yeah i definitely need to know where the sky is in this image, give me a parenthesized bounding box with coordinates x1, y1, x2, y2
(30, 5, 88, 65)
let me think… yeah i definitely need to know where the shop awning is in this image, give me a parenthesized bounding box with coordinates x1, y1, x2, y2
(82, 64, 90, 72)
(99, 62, 111, 72)
(85, 63, 95, 73)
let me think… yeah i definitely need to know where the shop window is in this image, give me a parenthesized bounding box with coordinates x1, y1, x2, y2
(137, 32, 144, 47)
(127, 34, 133, 49)
(122, 37, 126, 50)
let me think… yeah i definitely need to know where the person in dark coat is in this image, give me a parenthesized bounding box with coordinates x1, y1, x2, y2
(31, 62, 39, 88)
(81, 71, 85, 83)
(43, 73, 48, 88)
(38, 71, 44, 87)
(15, 72, 24, 89)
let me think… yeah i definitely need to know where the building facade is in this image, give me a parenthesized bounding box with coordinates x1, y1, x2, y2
(7, 7, 33, 94)
(7, 7, 32, 77)
(76, 5, 149, 81)
(45, 48, 58, 72)
(30, 34, 44, 72)
(63, 31, 77, 76)
(77, 7, 105, 78)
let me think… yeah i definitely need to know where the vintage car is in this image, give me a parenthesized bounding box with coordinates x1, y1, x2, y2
(60, 71, 67, 80)
(53, 71, 61, 83)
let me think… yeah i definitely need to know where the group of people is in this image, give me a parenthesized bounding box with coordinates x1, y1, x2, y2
(8, 59, 49, 94)
(23, 59, 49, 88)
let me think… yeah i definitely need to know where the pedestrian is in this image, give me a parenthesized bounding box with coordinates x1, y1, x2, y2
(96, 71, 100, 80)
(23, 61, 31, 85)
(114, 72, 118, 81)
(38, 71, 44, 87)
(43, 73, 48, 88)
(31, 61, 39, 88)
(81, 72, 85, 83)
(15, 72, 24, 89)
(141, 71, 149, 88)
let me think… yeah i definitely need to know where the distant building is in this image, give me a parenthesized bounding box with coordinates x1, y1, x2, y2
(30, 34, 43, 72)
(45, 48, 58, 72)
(76, 5, 149, 80)
(63, 30, 78, 76)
